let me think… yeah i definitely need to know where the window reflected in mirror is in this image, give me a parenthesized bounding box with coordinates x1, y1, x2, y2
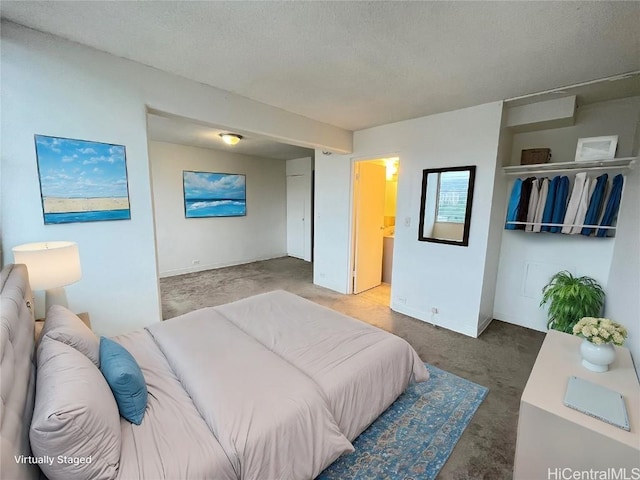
(418, 165, 476, 246)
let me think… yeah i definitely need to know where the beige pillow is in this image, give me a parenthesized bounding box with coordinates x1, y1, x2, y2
(39, 304, 99, 366)
(30, 337, 121, 480)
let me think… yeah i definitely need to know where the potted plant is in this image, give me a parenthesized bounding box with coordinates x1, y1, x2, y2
(540, 271, 605, 333)
(573, 317, 627, 372)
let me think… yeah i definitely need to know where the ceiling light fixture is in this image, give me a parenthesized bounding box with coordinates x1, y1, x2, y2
(219, 133, 243, 145)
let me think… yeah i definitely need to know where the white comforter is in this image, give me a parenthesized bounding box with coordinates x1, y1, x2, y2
(215, 290, 429, 440)
(146, 309, 353, 480)
(114, 290, 428, 480)
(115, 330, 237, 480)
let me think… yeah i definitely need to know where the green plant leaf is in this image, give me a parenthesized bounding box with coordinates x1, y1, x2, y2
(540, 271, 605, 332)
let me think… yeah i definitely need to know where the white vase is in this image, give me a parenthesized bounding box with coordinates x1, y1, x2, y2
(580, 339, 615, 372)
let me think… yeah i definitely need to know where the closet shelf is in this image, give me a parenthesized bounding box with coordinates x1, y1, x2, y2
(505, 221, 615, 230)
(503, 157, 636, 176)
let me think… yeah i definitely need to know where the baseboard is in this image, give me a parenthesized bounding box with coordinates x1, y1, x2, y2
(288, 253, 312, 262)
(159, 253, 288, 278)
(313, 276, 348, 294)
(390, 302, 428, 322)
(493, 310, 547, 333)
(391, 302, 477, 338)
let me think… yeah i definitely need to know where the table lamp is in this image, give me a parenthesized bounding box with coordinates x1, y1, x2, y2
(12, 241, 82, 313)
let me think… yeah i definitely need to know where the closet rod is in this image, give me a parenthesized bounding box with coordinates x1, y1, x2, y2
(504, 166, 628, 176)
(505, 221, 616, 230)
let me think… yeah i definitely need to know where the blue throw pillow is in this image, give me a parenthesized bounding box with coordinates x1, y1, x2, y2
(99, 336, 148, 425)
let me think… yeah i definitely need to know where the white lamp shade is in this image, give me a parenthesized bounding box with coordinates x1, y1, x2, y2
(12, 241, 82, 290)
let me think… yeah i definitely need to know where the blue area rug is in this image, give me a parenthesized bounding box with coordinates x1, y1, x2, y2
(318, 364, 488, 480)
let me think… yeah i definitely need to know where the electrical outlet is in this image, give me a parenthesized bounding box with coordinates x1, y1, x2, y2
(397, 297, 407, 304)
(192, 259, 200, 265)
(430, 307, 439, 325)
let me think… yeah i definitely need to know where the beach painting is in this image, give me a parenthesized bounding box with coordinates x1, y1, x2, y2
(34, 135, 131, 224)
(183, 171, 246, 218)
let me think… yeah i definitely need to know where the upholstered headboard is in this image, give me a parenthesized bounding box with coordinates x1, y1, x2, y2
(1, 264, 40, 480)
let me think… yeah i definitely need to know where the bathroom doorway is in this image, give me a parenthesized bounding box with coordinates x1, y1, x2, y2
(350, 156, 399, 304)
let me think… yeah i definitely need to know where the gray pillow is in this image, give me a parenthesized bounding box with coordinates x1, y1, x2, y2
(30, 337, 121, 480)
(39, 304, 99, 366)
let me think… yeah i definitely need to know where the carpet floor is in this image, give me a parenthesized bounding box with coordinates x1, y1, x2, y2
(160, 257, 545, 479)
(318, 364, 488, 480)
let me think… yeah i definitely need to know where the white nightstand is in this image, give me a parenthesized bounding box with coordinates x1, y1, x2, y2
(514, 330, 640, 478)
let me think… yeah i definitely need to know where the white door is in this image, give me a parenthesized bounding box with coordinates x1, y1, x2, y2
(287, 175, 306, 259)
(353, 162, 386, 294)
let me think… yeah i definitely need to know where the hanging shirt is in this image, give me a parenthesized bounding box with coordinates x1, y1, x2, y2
(516, 177, 536, 230)
(596, 181, 613, 226)
(541, 176, 560, 232)
(505, 178, 523, 230)
(532, 178, 549, 233)
(597, 174, 624, 237)
(550, 176, 570, 233)
(561, 172, 588, 234)
(581, 173, 608, 236)
(525, 178, 540, 232)
(570, 175, 592, 234)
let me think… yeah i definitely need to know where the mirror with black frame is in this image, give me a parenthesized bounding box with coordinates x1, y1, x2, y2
(418, 165, 476, 246)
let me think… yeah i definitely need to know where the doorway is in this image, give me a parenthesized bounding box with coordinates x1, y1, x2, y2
(351, 157, 399, 303)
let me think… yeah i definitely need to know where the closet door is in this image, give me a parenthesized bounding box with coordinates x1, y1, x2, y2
(286, 175, 307, 259)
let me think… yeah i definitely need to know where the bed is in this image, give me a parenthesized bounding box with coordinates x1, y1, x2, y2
(1, 264, 428, 480)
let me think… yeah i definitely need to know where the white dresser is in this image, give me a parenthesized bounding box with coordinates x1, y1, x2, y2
(514, 330, 640, 479)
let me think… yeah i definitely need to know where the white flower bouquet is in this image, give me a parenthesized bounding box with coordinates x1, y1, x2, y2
(572, 317, 627, 346)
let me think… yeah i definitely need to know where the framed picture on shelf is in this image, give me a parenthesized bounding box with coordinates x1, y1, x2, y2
(574, 135, 618, 162)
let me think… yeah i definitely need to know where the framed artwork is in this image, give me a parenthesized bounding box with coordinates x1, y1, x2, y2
(34, 135, 131, 224)
(575, 135, 618, 162)
(183, 171, 246, 218)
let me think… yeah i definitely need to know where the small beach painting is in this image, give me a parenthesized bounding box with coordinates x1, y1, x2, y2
(183, 171, 246, 218)
(35, 135, 131, 225)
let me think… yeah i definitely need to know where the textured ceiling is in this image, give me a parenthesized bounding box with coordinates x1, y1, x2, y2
(147, 114, 313, 160)
(2, 1, 639, 131)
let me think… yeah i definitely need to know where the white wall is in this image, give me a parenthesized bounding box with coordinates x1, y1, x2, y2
(494, 97, 640, 333)
(286, 156, 314, 176)
(478, 121, 512, 335)
(494, 235, 616, 331)
(605, 115, 640, 375)
(286, 157, 313, 262)
(149, 142, 287, 276)
(314, 102, 504, 337)
(506, 95, 576, 131)
(1, 24, 160, 334)
(1, 22, 351, 335)
(509, 97, 640, 165)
